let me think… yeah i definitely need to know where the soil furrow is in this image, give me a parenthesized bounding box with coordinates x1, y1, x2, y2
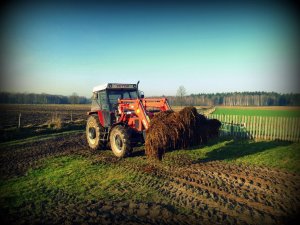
(174, 167, 296, 213)
(181, 165, 299, 197)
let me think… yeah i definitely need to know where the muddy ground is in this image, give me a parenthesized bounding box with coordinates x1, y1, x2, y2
(0, 104, 89, 129)
(0, 104, 88, 143)
(0, 133, 299, 225)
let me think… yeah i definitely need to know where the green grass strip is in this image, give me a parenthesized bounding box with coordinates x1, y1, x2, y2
(213, 108, 300, 117)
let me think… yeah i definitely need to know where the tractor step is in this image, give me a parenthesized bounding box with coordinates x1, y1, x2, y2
(100, 128, 109, 141)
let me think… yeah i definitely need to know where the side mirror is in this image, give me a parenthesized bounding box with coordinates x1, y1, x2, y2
(139, 91, 144, 98)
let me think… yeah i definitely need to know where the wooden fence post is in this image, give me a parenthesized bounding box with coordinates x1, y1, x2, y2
(291, 117, 297, 142)
(242, 116, 246, 139)
(258, 116, 262, 140)
(265, 117, 269, 140)
(282, 118, 288, 140)
(270, 117, 274, 140)
(253, 116, 257, 140)
(296, 118, 300, 142)
(18, 113, 21, 128)
(279, 117, 284, 141)
(249, 116, 253, 139)
(273, 117, 278, 140)
(286, 117, 290, 141)
(264, 117, 268, 140)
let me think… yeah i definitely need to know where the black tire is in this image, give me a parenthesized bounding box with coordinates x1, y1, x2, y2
(110, 125, 132, 158)
(86, 115, 105, 150)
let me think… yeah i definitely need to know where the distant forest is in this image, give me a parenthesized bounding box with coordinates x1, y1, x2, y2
(0, 92, 90, 104)
(0, 91, 299, 106)
(169, 92, 300, 106)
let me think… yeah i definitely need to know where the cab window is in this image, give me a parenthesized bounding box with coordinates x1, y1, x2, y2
(98, 91, 109, 110)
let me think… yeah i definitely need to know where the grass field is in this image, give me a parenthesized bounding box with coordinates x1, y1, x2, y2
(1, 138, 299, 221)
(1, 137, 300, 223)
(213, 106, 300, 117)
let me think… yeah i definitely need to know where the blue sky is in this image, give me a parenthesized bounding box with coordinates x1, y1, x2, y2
(1, 2, 298, 97)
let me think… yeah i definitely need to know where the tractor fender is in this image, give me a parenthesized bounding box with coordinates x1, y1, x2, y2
(87, 111, 97, 115)
(87, 111, 110, 128)
(87, 111, 104, 127)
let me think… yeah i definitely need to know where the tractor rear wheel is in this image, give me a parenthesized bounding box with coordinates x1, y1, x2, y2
(110, 125, 132, 158)
(86, 115, 105, 150)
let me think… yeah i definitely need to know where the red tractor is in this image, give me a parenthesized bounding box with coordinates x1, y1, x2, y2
(86, 82, 171, 158)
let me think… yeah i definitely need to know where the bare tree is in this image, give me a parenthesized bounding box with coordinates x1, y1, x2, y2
(69, 92, 79, 104)
(176, 85, 186, 107)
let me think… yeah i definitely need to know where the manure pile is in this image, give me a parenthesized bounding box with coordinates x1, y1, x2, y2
(145, 107, 221, 160)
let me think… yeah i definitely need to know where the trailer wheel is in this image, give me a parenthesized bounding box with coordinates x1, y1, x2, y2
(86, 115, 105, 150)
(110, 125, 132, 158)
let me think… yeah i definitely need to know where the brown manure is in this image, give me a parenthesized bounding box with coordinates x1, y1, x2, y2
(145, 107, 221, 160)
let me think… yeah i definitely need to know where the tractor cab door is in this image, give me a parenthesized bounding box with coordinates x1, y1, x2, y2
(98, 91, 109, 110)
(91, 90, 109, 111)
(91, 90, 112, 127)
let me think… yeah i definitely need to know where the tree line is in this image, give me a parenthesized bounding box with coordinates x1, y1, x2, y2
(170, 91, 300, 106)
(0, 92, 90, 104)
(0, 91, 299, 106)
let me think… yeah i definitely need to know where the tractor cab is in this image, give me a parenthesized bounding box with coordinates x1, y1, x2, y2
(91, 83, 141, 112)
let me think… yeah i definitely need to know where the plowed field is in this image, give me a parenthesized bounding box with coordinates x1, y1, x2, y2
(1, 132, 299, 225)
(0, 104, 89, 128)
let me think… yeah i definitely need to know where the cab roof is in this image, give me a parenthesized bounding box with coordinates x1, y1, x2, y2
(93, 83, 137, 93)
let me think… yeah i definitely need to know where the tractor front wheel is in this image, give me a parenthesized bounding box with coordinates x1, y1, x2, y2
(110, 125, 132, 158)
(86, 115, 105, 150)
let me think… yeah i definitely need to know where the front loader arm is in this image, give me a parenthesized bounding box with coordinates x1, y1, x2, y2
(118, 97, 171, 131)
(142, 98, 171, 111)
(118, 99, 151, 130)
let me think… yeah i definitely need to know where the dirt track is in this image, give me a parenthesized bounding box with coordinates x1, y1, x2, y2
(0, 133, 299, 225)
